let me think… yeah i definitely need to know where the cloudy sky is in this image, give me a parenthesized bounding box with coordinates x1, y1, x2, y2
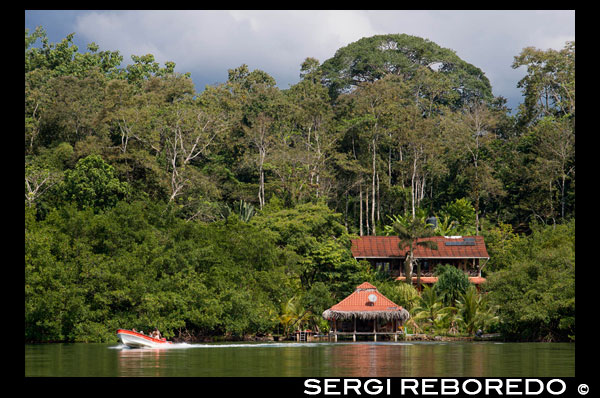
(25, 10, 575, 112)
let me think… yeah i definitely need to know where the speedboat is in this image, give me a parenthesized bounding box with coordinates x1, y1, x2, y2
(117, 329, 172, 348)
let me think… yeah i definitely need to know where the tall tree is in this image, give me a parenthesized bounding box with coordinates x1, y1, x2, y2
(512, 41, 575, 127)
(442, 101, 505, 233)
(510, 41, 575, 224)
(343, 75, 414, 234)
(393, 214, 438, 291)
(244, 112, 276, 209)
(285, 57, 337, 201)
(520, 115, 575, 224)
(25, 164, 62, 208)
(225, 66, 286, 209)
(161, 93, 228, 210)
(320, 33, 493, 107)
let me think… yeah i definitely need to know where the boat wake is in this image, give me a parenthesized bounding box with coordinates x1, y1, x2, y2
(171, 341, 414, 348)
(111, 341, 413, 350)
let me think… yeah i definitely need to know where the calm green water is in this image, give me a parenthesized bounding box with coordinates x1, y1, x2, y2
(25, 341, 574, 377)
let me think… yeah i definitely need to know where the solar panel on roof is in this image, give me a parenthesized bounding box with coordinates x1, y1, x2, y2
(445, 241, 476, 246)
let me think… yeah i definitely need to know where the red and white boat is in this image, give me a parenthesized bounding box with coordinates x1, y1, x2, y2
(117, 329, 172, 348)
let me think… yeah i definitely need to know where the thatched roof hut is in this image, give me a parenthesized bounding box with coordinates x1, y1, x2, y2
(322, 282, 410, 323)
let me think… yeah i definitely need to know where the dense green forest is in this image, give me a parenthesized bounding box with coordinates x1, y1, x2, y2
(25, 28, 575, 343)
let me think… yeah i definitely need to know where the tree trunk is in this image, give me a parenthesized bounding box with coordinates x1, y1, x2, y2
(474, 156, 480, 235)
(377, 172, 380, 223)
(561, 173, 566, 220)
(388, 142, 392, 186)
(359, 183, 364, 236)
(405, 253, 413, 285)
(365, 185, 370, 235)
(372, 138, 377, 235)
(411, 155, 417, 219)
(258, 148, 265, 209)
(416, 260, 422, 292)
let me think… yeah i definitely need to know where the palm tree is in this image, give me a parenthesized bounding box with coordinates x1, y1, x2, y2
(219, 200, 256, 222)
(411, 285, 442, 325)
(278, 296, 310, 338)
(411, 285, 456, 332)
(433, 215, 458, 236)
(236, 199, 255, 222)
(455, 285, 499, 335)
(393, 214, 438, 291)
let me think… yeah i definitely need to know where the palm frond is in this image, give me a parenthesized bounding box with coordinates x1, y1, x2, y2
(416, 240, 438, 250)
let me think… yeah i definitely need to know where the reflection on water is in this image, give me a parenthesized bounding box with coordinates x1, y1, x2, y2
(25, 341, 575, 377)
(117, 346, 165, 377)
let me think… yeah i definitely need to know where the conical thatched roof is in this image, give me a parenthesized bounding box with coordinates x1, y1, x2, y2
(322, 282, 410, 322)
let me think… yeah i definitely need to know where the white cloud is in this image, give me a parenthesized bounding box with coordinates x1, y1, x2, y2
(69, 10, 573, 108)
(73, 10, 384, 89)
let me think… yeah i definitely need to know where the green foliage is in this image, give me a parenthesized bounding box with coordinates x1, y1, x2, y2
(221, 200, 256, 222)
(434, 264, 470, 306)
(438, 198, 476, 235)
(25, 200, 292, 342)
(252, 202, 369, 299)
(455, 285, 499, 335)
(320, 33, 493, 106)
(62, 155, 130, 212)
(26, 27, 123, 77)
(432, 215, 457, 236)
(376, 281, 420, 312)
(389, 212, 438, 289)
(512, 41, 575, 125)
(410, 285, 457, 334)
(278, 295, 308, 336)
(485, 220, 575, 341)
(482, 221, 523, 272)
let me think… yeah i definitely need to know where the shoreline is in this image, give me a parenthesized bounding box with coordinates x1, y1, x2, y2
(170, 332, 505, 344)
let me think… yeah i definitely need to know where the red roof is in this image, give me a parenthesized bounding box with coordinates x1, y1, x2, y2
(329, 283, 402, 313)
(356, 282, 377, 290)
(351, 235, 489, 259)
(468, 276, 487, 284)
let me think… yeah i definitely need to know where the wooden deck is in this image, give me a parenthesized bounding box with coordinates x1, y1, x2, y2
(328, 331, 402, 342)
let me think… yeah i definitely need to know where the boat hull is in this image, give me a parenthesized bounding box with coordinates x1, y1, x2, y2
(117, 329, 171, 348)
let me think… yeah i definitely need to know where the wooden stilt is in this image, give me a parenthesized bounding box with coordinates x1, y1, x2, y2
(373, 319, 377, 342)
(334, 319, 337, 342)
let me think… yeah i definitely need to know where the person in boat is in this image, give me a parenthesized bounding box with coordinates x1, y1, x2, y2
(152, 328, 162, 339)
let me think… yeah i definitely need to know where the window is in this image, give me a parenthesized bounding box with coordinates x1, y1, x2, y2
(376, 262, 391, 274)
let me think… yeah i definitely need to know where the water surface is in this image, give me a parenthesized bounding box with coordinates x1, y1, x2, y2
(25, 341, 574, 377)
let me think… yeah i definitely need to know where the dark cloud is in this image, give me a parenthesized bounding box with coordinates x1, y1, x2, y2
(25, 10, 574, 112)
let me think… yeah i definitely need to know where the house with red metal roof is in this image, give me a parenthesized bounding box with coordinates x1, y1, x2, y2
(351, 235, 490, 287)
(322, 282, 409, 341)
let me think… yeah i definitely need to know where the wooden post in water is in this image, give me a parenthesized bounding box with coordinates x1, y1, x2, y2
(334, 318, 337, 342)
(353, 316, 356, 342)
(373, 319, 377, 342)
